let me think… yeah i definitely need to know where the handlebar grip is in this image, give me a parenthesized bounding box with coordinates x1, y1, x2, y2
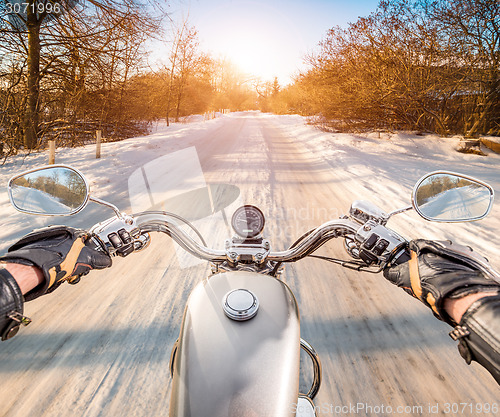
(87, 235, 110, 254)
(389, 245, 411, 266)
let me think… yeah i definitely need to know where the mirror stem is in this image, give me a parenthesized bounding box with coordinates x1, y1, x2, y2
(387, 205, 413, 219)
(89, 196, 123, 219)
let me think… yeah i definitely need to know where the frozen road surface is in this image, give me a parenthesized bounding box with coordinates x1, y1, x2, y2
(0, 113, 498, 417)
(418, 185, 491, 221)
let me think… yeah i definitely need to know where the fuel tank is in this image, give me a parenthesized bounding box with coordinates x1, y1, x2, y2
(169, 271, 301, 417)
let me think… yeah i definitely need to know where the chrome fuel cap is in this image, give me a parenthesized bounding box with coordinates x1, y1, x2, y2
(223, 289, 259, 321)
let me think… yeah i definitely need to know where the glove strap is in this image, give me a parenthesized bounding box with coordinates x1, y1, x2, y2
(409, 251, 422, 298)
(409, 251, 440, 317)
(0, 267, 30, 341)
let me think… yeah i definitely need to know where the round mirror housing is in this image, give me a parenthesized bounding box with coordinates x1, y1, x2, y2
(412, 171, 494, 222)
(8, 165, 90, 216)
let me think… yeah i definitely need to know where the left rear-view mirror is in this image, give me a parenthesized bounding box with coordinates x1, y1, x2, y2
(8, 165, 89, 216)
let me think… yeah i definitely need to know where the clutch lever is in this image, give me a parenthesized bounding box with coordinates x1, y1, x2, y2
(308, 254, 384, 273)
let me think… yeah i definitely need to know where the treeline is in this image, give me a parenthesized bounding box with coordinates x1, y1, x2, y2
(0, 1, 256, 159)
(272, 0, 499, 137)
(14, 170, 86, 207)
(0, 0, 162, 156)
(4, 0, 496, 159)
(416, 176, 476, 205)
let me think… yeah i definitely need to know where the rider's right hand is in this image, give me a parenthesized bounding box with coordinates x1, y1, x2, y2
(384, 239, 500, 385)
(383, 239, 500, 326)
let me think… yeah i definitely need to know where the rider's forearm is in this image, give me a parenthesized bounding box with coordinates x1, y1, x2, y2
(444, 292, 498, 323)
(3, 263, 43, 294)
(447, 293, 500, 384)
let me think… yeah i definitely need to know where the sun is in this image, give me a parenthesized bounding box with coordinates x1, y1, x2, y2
(225, 33, 278, 81)
(197, 1, 307, 84)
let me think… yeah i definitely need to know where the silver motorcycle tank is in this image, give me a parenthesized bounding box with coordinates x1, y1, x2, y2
(169, 271, 301, 417)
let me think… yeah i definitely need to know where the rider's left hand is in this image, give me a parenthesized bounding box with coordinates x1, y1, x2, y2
(0, 226, 112, 301)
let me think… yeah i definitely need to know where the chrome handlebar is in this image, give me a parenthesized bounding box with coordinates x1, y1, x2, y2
(133, 212, 361, 263)
(92, 210, 408, 268)
(266, 219, 360, 262)
(134, 212, 226, 262)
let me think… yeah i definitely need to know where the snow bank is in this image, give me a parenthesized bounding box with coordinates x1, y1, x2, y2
(0, 115, 228, 252)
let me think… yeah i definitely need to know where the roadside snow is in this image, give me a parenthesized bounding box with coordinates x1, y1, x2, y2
(0, 117, 229, 252)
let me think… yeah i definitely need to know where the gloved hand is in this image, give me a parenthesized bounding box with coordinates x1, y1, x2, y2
(383, 239, 500, 325)
(0, 226, 111, 301)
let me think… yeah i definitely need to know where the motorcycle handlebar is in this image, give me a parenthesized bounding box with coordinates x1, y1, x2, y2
(267, 220, 360, 262)
(133, 212, 360, 264)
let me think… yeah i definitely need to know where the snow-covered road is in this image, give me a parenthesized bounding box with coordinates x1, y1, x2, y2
(10, 186, 75, 215)
(0, 112, 498, 416)
(417, 185, 491, 221)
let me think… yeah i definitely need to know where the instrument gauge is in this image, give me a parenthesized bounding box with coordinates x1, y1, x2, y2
(231, 205, 265, 239)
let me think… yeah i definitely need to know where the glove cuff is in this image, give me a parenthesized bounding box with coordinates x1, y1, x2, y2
(409, 240, 500, 325)
(0, 266, 30, 341)
(450, 295, 500, 384)
(0, 255, 52, 301)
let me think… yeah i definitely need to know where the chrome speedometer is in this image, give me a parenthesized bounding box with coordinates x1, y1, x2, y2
(231, 205, 265, 239)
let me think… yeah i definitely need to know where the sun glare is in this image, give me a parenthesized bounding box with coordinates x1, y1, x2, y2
(198, 2, 306, 84)
(226, 33, 278, 81)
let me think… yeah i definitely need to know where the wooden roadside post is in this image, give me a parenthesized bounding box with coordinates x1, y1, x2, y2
(96, 130, 102, 159)
(48, 140, 55, 164)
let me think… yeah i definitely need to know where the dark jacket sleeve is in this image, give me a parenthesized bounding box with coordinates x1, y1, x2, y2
(0, 266, 27, 341)
(450, 295, 500, 384)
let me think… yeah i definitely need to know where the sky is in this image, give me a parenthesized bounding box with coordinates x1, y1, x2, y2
(163, 0, 381, 85)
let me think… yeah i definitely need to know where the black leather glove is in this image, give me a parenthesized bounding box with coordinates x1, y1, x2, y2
(384, 239, 500, 325)
(0, 226, 112, 301)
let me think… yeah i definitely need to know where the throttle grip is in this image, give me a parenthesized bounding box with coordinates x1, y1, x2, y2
(88, 234, 110, 254)
(388, 244, 411, 266)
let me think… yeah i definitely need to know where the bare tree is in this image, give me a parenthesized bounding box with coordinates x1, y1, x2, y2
(289, 0, 499, 136)
(0, 0, 165, 149)
(433, 0, 500, 137)
(161, 19, 201, 125)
